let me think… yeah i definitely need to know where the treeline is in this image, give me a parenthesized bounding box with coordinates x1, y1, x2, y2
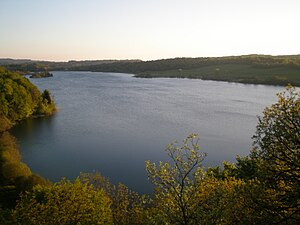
(72, 55, 300, 86)
(71, 54, 300, 73)
(0, 85, 299, 224)
(3, 54, 300, 86)
(0, 68, 55, 215)
(0, 67, 56, 131)
(1, 59, 141, 74)
(0, 133, 50, 208)
(2, 55, 300, 74)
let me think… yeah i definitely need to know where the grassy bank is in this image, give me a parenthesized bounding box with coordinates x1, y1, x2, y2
(135, 64, 300, 86)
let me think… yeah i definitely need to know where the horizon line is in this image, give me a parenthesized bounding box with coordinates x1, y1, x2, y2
(1, 53, 300, 63)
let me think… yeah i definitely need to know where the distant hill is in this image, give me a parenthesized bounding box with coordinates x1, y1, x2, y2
(69, 54, 300, 86)
(0, 59, 141, 73)
(1, 55, 299, 86)
(0, 58, 34, 65)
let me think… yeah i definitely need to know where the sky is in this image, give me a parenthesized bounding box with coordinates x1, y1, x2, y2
(0, 0, 300, 61)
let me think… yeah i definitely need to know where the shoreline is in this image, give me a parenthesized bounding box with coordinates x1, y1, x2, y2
(133, 74, 296, 87)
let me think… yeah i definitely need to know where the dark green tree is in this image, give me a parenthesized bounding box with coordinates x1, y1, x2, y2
(41, 89, 52, 104)
(251, 85, 300, 223)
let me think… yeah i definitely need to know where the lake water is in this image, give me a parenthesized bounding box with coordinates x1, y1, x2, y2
(12, 71, 282, 193)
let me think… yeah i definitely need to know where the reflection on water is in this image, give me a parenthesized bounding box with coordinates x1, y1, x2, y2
(12, 72, 282, 193)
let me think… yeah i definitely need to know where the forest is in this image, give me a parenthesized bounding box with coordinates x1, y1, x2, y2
(0, 67, 56, 130)
(0, 67, 56, 209)
(0, 68, 299, 224)
(1, 54, 300, 86)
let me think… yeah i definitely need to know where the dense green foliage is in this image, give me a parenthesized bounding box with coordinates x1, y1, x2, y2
(79, 173, 149, 225)
(0, 116, 11, 133)
(251, 86, 300, 222)
(0, 132, 50, 210)
(13, 178, 113, 225)
(0, 67, 55, 210)
(205, 87, 299, 223)
(0, 133, 31, 185)
(205, 86, 300, 224)
(146, 136, 272, 225)
(0, 67, 56, 131)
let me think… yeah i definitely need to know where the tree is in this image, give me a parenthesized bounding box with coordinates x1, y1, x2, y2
(0, 114, 11, 133)
(0, 67, 56, 122)
(252, 85, 300, 223)
(41, 89, 52, 104)
(12, 178, 113, 225)
(145, 135, 271, 225)
(79, 172, 149, 225)
(146, 134, 206, 225)
(0, 132, 31, 185)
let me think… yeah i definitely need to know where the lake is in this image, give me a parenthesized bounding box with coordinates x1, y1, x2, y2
(12, 71, 282, 193)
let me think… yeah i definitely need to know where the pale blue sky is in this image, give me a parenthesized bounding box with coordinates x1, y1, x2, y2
(0, 0, 300, 61)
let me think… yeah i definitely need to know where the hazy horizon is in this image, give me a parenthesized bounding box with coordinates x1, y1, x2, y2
(1, 0, 300, 61)
(2, 53, 300, 63)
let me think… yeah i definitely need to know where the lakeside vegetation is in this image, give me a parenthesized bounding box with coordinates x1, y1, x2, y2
(0, 67, 56, 129)
(0, 59, 140, 74)
(71, 54, 300, 86)
(0, 67, 56, 215)
(0, 68, 299, 224)
(29, 71, 53, 79)
(1, 54, 300, 86)
(136, 64, 300, 86)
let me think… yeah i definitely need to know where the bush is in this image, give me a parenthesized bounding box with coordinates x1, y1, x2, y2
(13, 178, 113, 225)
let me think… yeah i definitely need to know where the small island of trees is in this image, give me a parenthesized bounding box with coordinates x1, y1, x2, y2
(29, 71, 53, 79)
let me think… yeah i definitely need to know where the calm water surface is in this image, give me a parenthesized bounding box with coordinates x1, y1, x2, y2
(12, 71, 282, 193)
